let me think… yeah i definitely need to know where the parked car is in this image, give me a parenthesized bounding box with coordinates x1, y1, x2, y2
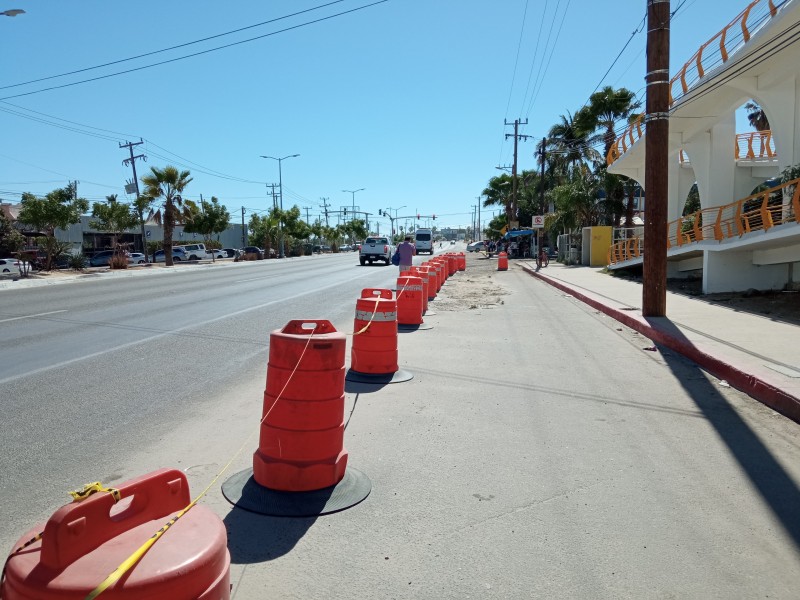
(313, 245, 332, 254)
(466, 241, 485, 252)
(88, 250, 132, 267)
(207, 249, 226, 259)
(129, 253, 146, 264)
(0, 258, 23, 275)
(241, 246, 265, 259)
(221, 248, 238, 258)
(153, 248, 188, 262)
(340, 244, 352, 252)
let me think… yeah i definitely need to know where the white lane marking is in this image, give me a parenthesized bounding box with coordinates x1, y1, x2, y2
(0, 310, 67, 324)
(0, 268, 380, 385)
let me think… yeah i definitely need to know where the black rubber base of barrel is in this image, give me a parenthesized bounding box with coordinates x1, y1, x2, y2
(221, 467, 371, 517)
(345, 368, 413, 384)
(398, 323, 433, 332)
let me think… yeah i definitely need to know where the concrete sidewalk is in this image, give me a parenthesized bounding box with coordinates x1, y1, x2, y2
(517, 260, 800, 424)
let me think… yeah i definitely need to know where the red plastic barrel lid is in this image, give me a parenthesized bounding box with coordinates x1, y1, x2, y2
(2, 469, 230, 600)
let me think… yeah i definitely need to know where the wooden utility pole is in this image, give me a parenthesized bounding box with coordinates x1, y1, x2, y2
(319, 198, 331, 227)
(120, 140, 149, 261)
(505, 118, 530, 229)
(643, 0, 670, 316)
(539, 137, 546, 263)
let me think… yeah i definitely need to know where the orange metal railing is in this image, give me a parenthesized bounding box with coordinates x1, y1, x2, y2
(607, 0, 781, 166)
(607, 177, 800, 265)
(735, 130, 776, 160)
(677, 131, 776, 164)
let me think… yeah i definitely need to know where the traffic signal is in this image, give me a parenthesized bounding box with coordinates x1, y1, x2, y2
(343, 208, 347, 215)
(416, 213, 420, 220)
(378, 209, 382, 216)
(432, 214, 436, 220)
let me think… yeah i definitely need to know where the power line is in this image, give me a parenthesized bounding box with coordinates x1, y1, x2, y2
(0, 102, 269, 186)
(588, 10, 647, 96)
(524, 0, 572, 118)
(518, 0, 552, 118)
(0, 1, 350, 91)
(0, 0, 391, 101)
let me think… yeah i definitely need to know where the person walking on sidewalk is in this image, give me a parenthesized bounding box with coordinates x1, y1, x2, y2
(397, 235, 415, 272)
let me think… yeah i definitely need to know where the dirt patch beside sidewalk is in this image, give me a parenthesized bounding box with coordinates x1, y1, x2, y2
(432, 253, 508, 312)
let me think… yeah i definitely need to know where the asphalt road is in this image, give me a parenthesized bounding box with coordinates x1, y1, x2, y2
(0, 252, 399, 548)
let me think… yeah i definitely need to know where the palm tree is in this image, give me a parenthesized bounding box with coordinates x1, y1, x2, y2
(140, 166, 192, 266)
(548, 112, 599, 172)
(548, 169, 602, 232)
(481, 173, 513, 210)
(575, 86, 640, 157)
(744, 101, 770, 131)
(575, 87, 640, 226)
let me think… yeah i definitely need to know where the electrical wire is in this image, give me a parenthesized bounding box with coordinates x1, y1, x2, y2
(588, 10, 647, 97)
(524, 0, 573, 118)
(503, 0, 531, 124)
(0, 1, 391, 102)
(499, 0, 531, 166)
(518, 0, 557, 118)
(0, 1, 350, 91)
(0, 102, 270, 187)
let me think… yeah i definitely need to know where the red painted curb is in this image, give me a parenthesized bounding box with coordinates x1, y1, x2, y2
(521, 264, 800, 425)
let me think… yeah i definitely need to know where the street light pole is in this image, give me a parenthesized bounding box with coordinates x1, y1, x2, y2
(342, 188, 365, 216)
(342, 188, 364, 244)
(261, 154, 299, 258)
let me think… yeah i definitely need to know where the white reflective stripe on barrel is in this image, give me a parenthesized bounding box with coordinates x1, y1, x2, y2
(355, 310, 397, 322)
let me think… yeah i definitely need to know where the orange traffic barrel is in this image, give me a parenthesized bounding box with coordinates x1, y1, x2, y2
(347, 288, 413, 384)
(457, 252, 466, 271)
(429, 260, 445, 291)
(2, 469, 230, 600)
(409, 266, 430, 312)
(396, 275, 424, 327)
(498, 251, 508, 271)
(444, 254, 457, 276)
(253, 319, 347, 492)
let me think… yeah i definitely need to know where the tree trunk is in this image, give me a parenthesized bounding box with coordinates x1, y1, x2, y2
(164, 201, 174, 267)
(625, 186, 635, 228)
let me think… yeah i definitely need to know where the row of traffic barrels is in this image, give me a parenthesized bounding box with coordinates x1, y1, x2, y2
(2, 252, 467, 600)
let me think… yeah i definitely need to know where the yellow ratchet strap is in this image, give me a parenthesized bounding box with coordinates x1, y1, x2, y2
(69, 482, 121, 503)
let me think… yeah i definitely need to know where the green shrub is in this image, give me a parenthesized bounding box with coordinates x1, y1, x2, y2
(69, 254, 87, 271)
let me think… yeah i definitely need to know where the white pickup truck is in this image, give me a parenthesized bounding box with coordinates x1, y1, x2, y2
(359, 237, 393, 266)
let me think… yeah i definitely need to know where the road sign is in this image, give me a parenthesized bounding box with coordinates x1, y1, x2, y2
(532, 215, 544, 228)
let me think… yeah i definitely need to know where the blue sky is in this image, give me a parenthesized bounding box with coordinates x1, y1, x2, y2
(0, 0, 758, 232)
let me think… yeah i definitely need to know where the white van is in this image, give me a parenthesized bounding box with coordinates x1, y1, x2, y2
(414, 228, 434, 255)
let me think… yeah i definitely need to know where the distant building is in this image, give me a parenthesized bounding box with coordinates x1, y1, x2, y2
(1, 203, 246, 254)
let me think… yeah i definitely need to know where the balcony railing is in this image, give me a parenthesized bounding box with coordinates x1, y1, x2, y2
(607, 176, 800, 265)
(676, 131, 776, 164)
(607, 0, 782, 166)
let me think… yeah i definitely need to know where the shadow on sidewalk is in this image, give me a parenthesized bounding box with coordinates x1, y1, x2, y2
(225, 509, 317, 563)
(651, 318, 800, 551)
